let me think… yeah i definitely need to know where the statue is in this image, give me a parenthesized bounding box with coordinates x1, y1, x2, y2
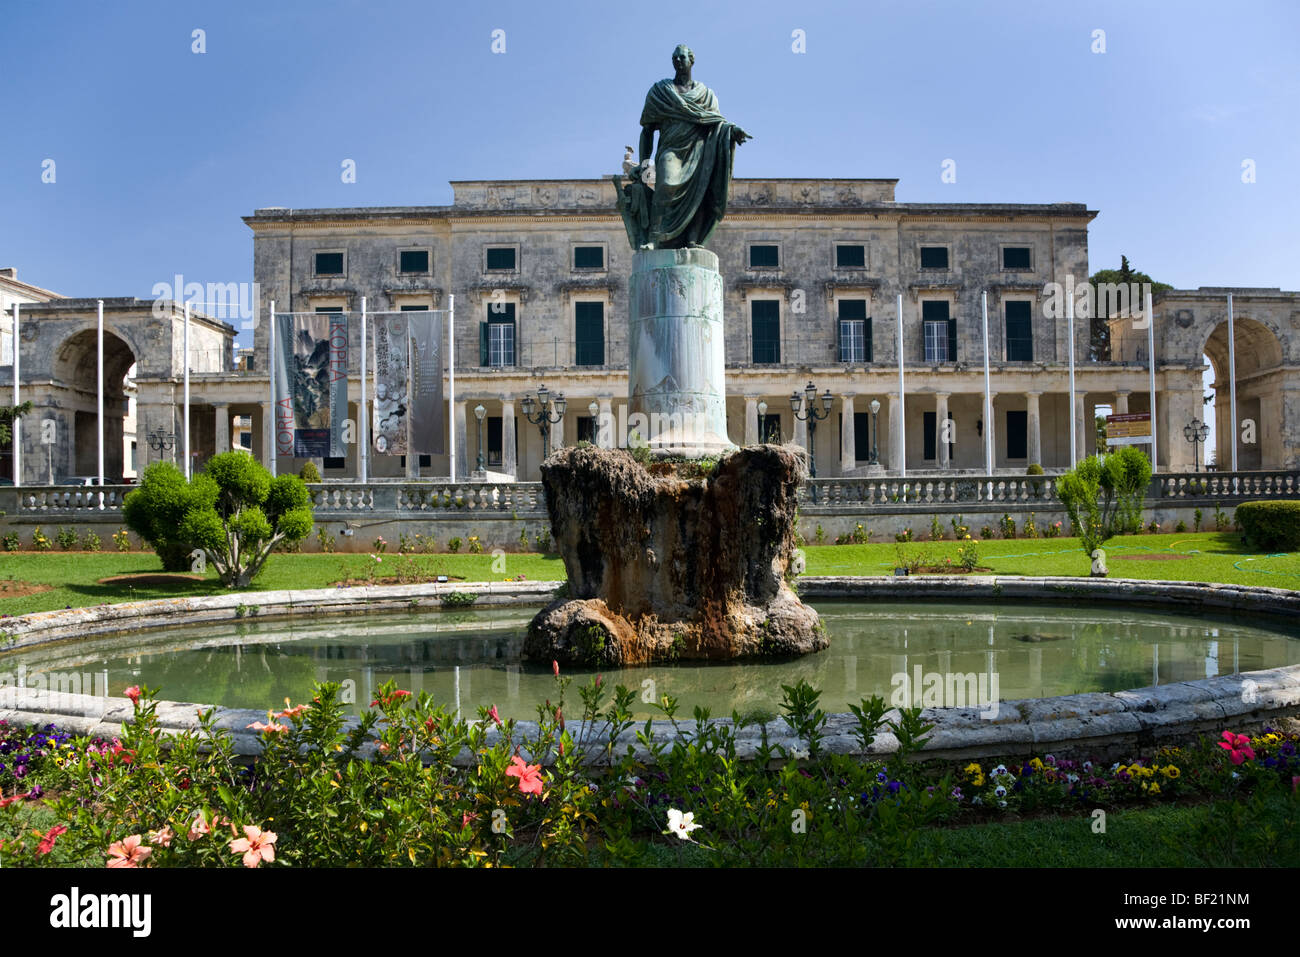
(614, 45, 751, 250)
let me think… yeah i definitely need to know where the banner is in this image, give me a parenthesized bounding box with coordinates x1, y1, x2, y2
(274, 313, 347, 459)
(1106, 412, 1152, 447)
(372, 315, 409, 456)
(408, 311, 444, 455)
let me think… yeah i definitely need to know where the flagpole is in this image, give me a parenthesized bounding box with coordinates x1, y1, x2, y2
(1067, 278, 1077, 469)
(448, 294, 455, 482)
(183, 300, 191, 479)
(97, 300, 105, 504)
(268, 299, 276, 477)
(1227, 293, 1237, 472)
(1146, 290, 1158, 472)
(11, 303, 20, 489)
(896, 293, 905, 479)
(360, 297, 368, 483)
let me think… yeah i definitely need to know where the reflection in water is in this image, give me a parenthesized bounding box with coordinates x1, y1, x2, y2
(3, 602, 1299, 721)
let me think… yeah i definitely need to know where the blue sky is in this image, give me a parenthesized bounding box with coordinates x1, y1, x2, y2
(4, 0, 1296, 325)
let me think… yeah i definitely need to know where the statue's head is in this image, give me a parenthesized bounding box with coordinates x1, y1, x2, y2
(671, 45, 694, 70)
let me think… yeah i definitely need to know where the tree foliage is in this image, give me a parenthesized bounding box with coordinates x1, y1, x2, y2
(0, 401, 32, 447)
(124, 453, 313, 586)
(1056, 446, 1153, 569)
(1088, 255, 1173, 360)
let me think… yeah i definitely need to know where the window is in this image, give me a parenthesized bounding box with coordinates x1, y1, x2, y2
(239, 432, 251, 450)
(1006, 410, 1028, 459)
(130, 441, 138, 470)
(399, 250, 429, 274)
(485, 246, 517, 271)
(418, 454, 431, 468)
(835, 244, 866, 269)
(922, 300, 955, 363)
(837, 299, 871, 363)
(324, 456, 345, 470)
(400, 304, 428, 312)
(853, 411, 871, 462)
(748, 244, 779, 269)
(480, 303, 516, 367)
(919, 246, 949, 270)
(1002, 246, 1032, 270)
(573, 246, 604, 269)
(487, 417, 503, 467)
(576, 416, 596, 444)
(1005, 300, 1033, 361)
(574, 302, 604, 366)
(315, 306, 344, 314)
(751, 300, 780, 364)
(759, 413, 782, 443)
(314, 252, 344, 276)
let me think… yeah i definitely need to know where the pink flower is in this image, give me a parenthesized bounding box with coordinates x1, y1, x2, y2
(1218, 731, 1256, 765)
(228, 825, 277, 868)
(595, 674, 603, 688)
(148, 825, 174, 848)
(106, 834, 152, 868)
(488, 705, 502, 726)
(505, 755, 544, 796)
(552, 660, 560, 677)
(461, 812, 478, 829)
(277, 703, 309, 719)
(37, 824, 68, 856)
(248, 721, 289, 735)
(124, 686, 141, 706)
(187, 809, 226, 841)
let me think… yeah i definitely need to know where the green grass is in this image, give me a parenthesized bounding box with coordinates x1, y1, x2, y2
(1, 531, 1296, 617)
(801, 531, 1300, 588)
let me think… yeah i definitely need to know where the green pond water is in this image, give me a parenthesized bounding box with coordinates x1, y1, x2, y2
(4, 601, 1299, 721)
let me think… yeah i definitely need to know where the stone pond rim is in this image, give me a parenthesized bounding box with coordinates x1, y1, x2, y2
(523, 444, 827, 665)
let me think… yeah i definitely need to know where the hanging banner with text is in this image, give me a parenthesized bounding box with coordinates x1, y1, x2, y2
(274, 312, 349, 458)
(1105, 412, 1152, 446)
(408, 310, 444, 455)
(372, 315, 409, 456)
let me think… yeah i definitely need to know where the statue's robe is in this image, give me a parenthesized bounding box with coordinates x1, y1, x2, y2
(640, 78, 738, 248)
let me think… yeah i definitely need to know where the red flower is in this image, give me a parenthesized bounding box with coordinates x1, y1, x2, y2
(505, 755, 544, 796)
(1218, 731, 1256, 765)
(488, 705, 502, 727)
(124, 686, 142, 706)
(37, 824, 67, 855)
(552, 660, 560, 678)
(461, 812, 479, 829)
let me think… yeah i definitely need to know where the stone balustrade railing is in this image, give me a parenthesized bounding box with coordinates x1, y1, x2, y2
(2, 469, 1296, 520)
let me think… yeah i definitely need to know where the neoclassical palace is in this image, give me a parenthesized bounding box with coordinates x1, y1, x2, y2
(3, 177, 1298, 484)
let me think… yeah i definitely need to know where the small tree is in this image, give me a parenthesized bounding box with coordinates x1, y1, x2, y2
(181, 452, 314, 587)
(123, 461, 210, 570)
(1056, 446, 1153, 574)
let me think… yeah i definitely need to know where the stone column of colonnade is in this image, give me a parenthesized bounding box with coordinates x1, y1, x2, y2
(551, 410, 564, 453)
(744, 396, 758, 446)
(888, 392, 903, 473)
(213, 402, 229, 455)
(935, 392, 950, 470)
(1114, 391, 1130, 414)
(1074, 392, 1087, 463)
(502, 399, 517, 476)
(1026, 391, 1042, 467)
(839, 394, 855, 473)
(597, 397, 613, 450)
(793, 408, 808, 454)
(985, 392, 997, 471)
(454, 400, 468, 479)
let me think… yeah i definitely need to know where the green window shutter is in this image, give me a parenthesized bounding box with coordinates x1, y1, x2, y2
(864, 318, 873, 362)
(574, 302, 604, 366)
(947, 317, 957, 362)
(1005, 301, 1033, 361)
(479, 322, 488, 366)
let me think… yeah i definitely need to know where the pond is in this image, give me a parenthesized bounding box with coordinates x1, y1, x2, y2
(4, 601, 1299, 720)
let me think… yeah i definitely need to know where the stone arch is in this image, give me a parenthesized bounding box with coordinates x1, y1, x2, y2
(1200, 316, 1285, 470)
(51, 327, 138, 480)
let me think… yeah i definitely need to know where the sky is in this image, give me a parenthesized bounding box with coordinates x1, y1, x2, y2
(4, 0, 1297, 423)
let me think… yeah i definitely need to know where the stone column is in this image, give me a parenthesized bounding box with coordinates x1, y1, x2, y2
(888, 392, 904, 473)
(986, 392, 997, 471)
(597, 397, 613, 450)
(213, 403, 229, 455)
(1075, 392, 1087, 463)
(840, 394, 856, 474)
(793, 410, 808, 456)
(1026, 391, 1042, 467)
(1114, 390, 1130, 415)
(502, 399, 517, 476)
(552, 410, 564, 452)
(935, 392, 950, 470)
(744, 396, 758, 446)
(454, 400, 468, 479)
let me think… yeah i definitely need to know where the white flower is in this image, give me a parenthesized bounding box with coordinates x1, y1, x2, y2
(666, 809, 701, 841)
(1067, 773, 1080, 784)
(1083, 761, 1093, 772)
(991, 764, 1008, 777)
(994, 784, 1008, 798)
(997, 800, 1008, 808)
(789, 746, 810, 761)
(1111, 763, 1120, 773)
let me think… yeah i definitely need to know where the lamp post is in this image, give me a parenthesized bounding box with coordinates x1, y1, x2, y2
(869, 398, 881, 465)
(474, 404, 486, 472)
(757, 399, 768, 443)
(1184, 418, 1209, 472)
(147, 429, 176, 461)
(586, 400, 599, 446)
(790, 381, 832, 478)
(521, 384, 566, 458)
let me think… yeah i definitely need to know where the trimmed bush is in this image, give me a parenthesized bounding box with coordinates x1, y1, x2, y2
(1025, 463, 1044, 475)
(298, 461, 322, 483)
(1236, 501, 1300, 552)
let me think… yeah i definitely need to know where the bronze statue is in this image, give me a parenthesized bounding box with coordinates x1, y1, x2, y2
(615, 45, 751, 250)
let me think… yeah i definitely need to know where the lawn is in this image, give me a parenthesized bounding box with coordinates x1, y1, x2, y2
(0, 531, 1297, 617)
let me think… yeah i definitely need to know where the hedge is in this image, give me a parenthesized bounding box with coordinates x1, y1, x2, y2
(1236, 500, 1300, 552)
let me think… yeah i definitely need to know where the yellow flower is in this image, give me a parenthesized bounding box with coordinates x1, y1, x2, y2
(1161, 765, 1180, 779)
(1029, 757, 1044, 771)
(1148, 782, 1161, 795)
(964, 762, 982, 778)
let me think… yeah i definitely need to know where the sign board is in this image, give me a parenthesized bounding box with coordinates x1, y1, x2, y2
(1105, 412, 1151, 446)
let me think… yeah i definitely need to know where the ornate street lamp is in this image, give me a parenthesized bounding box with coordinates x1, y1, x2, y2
(522, 384, 566, 457)
(790, 381, 833, 478)
(587, 400, 599, 446)
(869, 398, 881, 466)
(147, 429, 176, 456)
(474, 404, 486, 472)
(1184, 418, 1210, 472)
